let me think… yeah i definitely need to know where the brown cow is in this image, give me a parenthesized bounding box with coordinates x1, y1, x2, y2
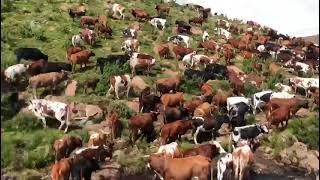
(269, 62, 280, 75)
(227, 39, 240, 49)
(265, 98, 309, 117)
(153, 43, 170, 59)
(232, 145, 254, 180)
(107, 111, 120, 140)
(161, 92, 184, 111)
(53, 136, 82, 162)
(223, 47, 234, 65)
(66, 47, 82, 62)
(171, 45, 194, 60)
(27, 59, 48, 76)
(183, 143, 221, 159)
(80, 16, 98, 28)
(69, 50, 95, 72)
(240, 50, 255, 59)
(156, 76, 182, 95)
(128, 112, 159, 143)
(155, 4, 170, 16)
(131, 9, 150, 21)
(51, 158, 73, 180)
(183, 98, 203, 116)
(200, 83, 213, 97)
(267, 106, 292, 128)
(212, 90, 233, 111)
(148, 154, 211, 180)
(198, 40, 220, 53)
(160, 119, 193, 145)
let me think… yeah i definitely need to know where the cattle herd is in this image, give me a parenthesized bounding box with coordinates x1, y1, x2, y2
(2, 1, 319, 180)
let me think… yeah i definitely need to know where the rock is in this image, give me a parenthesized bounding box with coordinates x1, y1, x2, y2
(126, 99, 140, 113)
(91, 162, 121, 180)
(264, 146, 273, 154)
(131, 76, 148, 96)
(65, 80, 78, 96)
(295, 108, 309, 117)
(191, 26, 203, 35)
(299, 153, 319, 174)
(85, 104, 103, 120)
(113, 139, 129, 150)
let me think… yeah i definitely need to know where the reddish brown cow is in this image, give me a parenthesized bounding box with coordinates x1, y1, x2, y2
(256, 35, 270, 45)
(244, 73, 264, 88)
(171, 45, 194, 60)
(183, 99, 203, 116)
(80, 16, 98, 28)
(198, 40, 219, 53)
(200, 83, 213, 97)
(269, 63, 280, 75)
(223, 47, 234, 65)
(108, 111, 120, 140)
(131, 9, 150, 21)
(53, 136, 82, 162)
(212, 90, 233, 110)
(240, 50, 255, 58)
(227, 39, 240, 49)
(51, 158, 73, 180)
(128, 112, 159, 143)
(153, 43, 170, 59)
(161, 92, 184, 111)
(155, 4, 170, 15)
(267, 106, 292, 128)
(156, 76, 182, 95)
(251, 62, 263, 72)
(66, 47, 82, 62)
(69, 50, 95, 72)
(183, 144, 220, 159)
(228, 70, 244, 95)
(265, 98, 309, 117)
(160, 119, 193, 145)
(27, 59, 48, 76)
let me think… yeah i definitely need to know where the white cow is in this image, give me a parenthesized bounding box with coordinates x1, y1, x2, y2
(215, 27, 231, 40)
(4, 64, 29, 82)
(202, 30, 209, 42)
(274, 83, 292, 93)
(284, 60, 310, 73)
(149, 18, 166, 31)
(155, 142, 181, 158)
(289, 77, 319, 97)
(227, 96, 251, 112)
(270, 91, 296, 99)
(71, 34, 82, 47)
(252, 90, 273, 114)
(121, 38, 140, 54)
(107, 74, 131, 99)
(257, 44, 266, 52)
(27, 99, 70, 133)
(217, 153, 233, 180)
(182, 51, 196, 68)
(112, 3, 125, 19)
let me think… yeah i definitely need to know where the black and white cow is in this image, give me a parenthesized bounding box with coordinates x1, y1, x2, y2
(228, 101, 251, 130)
(149, 18, 166, 31)
(192, 114, 229, 144)
(168, 35, 191, 48)
(252, 90, 273, 115)
(231, 124, 269, 150)
(123, 28, 137, 38)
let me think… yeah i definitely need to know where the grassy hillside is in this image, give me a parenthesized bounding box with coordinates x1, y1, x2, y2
(1, 0, 319, 178)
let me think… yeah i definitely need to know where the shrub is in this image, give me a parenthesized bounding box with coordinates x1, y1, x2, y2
(265, 72, 284, 90)
(180, 77, 203, 94)
(2, 113, 43, 132)
(243, 82, 259, 97)
(287, 115, 319, 149)
(264, 131, 297, 158)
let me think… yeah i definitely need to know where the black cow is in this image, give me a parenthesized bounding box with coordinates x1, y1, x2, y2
(44, 62, 72, 73)
(192, 114, 229, 144)
(257, 51, 271, 61)
(228, 102, 250, 130)
(184, 64, 227, 82)
(204, 64, 228, 80)
(96, 54, 130, 74)
(232, 124, 269, 151)
(264, 42, 280, 52)
(14, 48, 48, 63)
(175, 20, 192, 30)
(162, 106, 189, 123)
(276, 50, 294, 62)
(71, 156, 100, 180)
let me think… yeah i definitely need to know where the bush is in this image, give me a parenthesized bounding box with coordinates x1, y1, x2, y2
(264, 131, 297, 158)
(265, 72, 284, 90)
(1, 94, 17, 121)
(180, 77, 203, 94)
(243, 82, 259, 97)
(287, 115, 319, 149)
(2, 113, 43, 132)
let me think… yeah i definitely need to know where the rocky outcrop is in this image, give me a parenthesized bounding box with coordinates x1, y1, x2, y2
(91, 162, 121, 180)
(279, 142, 319, 175)
(126, 98, 140, 113)
(65, 80, 78, 96)
(130, 76, 148, 96)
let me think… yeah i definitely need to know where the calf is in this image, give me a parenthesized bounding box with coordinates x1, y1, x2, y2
(200, 83, 213, 100)
(71, 35, 82, 47)
(51, 158, 73, 180)
(4, 64, 29, 83)
(128, 112, 159, 143)
(28, 71, 69, 98)
(107, 74, 131, 99)
(111, 3, 125, 20)
(53, 136, 82, 162)
(71, 156, 100, 180)
(168, 35, 191, 48)
(27, 99, 71, 133)
(95, 23, 113, 38)
(14, 48, 48, 63)
(80, 16, 98, 28)
(232, 124, 268, 150)
(96, 54, 130, 74)
(156, 76, 182, 95)
(88, 131, 109, 147)
(267, 106, 292, 128)
(131, 9, 150, 21)
(160, 119, 193, 145)
(193, 102, 214, 119)
(155, 142, 182, 158)
(81, 28, 96, 45)
(107, 111, 120, 140)
(139, 92, 161, 113)
(69, 49, 95, 72)
(252, 90, 273, 114)
(202, 30, 209, 42)
(223, 47, 234, 65)
(123, 28, 138, 39)
(217, 153, 233, 180)
(150, 18, 166, 31)
(232, 145, 254, 180)
(130, 54, 156, 76)
(71, 145, 113, 162)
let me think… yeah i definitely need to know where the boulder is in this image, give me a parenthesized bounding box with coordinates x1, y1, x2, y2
(131, 76, 148, 96)
(91, 162, 121, 180)
(85, 104, 103, 120)
(191, 26, 203, 35)
(126, 99, 140, 113)
(65, 80, 78, 96)
(295, 108, 310, 117)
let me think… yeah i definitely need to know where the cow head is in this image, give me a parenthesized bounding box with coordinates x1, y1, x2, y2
(259, 123, 269, 133)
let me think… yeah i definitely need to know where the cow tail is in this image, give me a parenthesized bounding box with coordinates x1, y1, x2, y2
(210, 160, 214, 180)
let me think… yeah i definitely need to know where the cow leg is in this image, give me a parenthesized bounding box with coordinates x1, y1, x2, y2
(126, 85, 130, 98)
(58, 120, 65, 130)
(33, 88, 37, 99)
(41, 117, 47, 128)
(193, 125, 203, 144)
(106, 86, 113, 97)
